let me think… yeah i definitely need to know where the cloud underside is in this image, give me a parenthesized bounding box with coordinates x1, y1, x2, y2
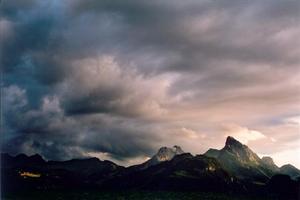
(1, 0, 300, 167)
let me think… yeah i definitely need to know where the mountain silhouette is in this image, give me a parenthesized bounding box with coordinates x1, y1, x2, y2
(280, 164, 300, 180)
(204, 136, 279, 183)
(1, 136, 300, 199)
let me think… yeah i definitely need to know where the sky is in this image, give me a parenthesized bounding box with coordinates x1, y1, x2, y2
(1, 0, 300, 168)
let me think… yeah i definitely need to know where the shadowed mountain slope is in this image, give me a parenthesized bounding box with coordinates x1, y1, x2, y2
(106, 153, 238, 192)
(280, 164, 300, 180)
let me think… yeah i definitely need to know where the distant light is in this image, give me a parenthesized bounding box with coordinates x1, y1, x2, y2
(19, 171, 41, 178)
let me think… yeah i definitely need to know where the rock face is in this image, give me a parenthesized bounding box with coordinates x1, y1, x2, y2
(132, 145, 185, 170)
(151, 145, 184, 163)
(261, 156, 279, 172)
(262, 156, 276, 166)
(204, 136, 274, 183)
(223, 136, 262, 165)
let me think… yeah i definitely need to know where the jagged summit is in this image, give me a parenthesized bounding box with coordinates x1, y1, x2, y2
(262, 156, 275, 166)
(134, 145, 185, 170)
(223, 136, 262, 164)
(154, 145, 185, 163)
(225, 136, 243, 148)
(203, 136, 288, 182)
(173, 145, 184, 154)
(223, 136, 261, 165)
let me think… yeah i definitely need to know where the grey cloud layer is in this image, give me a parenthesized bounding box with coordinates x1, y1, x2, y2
(1, 0, 300, 166)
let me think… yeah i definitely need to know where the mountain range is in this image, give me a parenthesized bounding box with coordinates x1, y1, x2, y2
(1, 136, 300, 199)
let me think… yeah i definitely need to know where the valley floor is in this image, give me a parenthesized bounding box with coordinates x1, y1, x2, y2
(2, 191, 279, 200)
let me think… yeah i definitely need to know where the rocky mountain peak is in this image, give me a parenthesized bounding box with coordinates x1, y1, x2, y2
(142, 145, 185, 168)
(262, 156, 275, 166)
(173, 145, 184, 154)
(261, 156, 279, 172)
(156, 146, 184, 162)
(223, 136, 261, 165)
(225, 136, 243, 148)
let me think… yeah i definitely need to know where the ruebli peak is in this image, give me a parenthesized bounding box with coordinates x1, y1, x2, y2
(223, 136, 261, 166)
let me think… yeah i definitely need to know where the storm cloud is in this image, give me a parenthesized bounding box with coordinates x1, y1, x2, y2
(1, 0, 300, 167)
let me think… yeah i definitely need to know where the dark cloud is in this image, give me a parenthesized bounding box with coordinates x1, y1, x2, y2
(2, 87, 159, 160)
(1, 0, 299, 166)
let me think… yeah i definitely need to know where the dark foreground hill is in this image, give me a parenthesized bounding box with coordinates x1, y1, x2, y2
(2, 190, 280, 200)
(1, 136, 300, 199)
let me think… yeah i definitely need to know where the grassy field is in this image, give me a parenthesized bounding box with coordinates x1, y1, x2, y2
(2, 191, 278, 200)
